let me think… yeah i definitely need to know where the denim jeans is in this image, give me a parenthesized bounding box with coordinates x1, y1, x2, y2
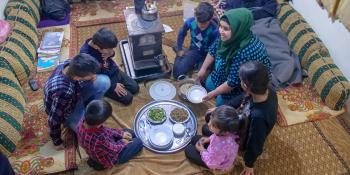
(115, 129, 143, 164)
(173, 49, 207, 79)
(205, 74, 225, 106)
(104, 71, 139, 105)
(65, 74, 111, 132)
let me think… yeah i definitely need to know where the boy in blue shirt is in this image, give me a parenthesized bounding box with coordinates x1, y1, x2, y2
(173, 2, 219, 79)
(80, 28, 139, 105)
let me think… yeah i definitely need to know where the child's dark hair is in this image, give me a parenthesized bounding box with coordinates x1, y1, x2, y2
(210, 105, 248, 141)
(195, 2, 214, 23)
(92, 28, 118, 49)
(67, 53, 100, 77)
(85, 99, 112, 126)
(239, 61, 269, 94)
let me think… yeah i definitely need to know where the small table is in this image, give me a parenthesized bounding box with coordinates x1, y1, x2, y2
(133, 100, 197, 153)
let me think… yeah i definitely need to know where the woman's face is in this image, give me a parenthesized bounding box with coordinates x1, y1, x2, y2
(219, 20, 232, 42)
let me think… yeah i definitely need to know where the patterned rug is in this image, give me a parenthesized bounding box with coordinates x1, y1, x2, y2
(10, 0, 350, 174)
(277, 78, 345, 126)
(8, 25, 82, 175)
(66, 4, 350, 175)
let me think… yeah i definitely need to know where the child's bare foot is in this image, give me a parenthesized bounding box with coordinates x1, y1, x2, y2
(54, 143, 65, 151)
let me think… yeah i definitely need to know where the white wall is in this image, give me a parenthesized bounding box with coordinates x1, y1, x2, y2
(0, 0, 9, 19)
(291, 0, 350, 113)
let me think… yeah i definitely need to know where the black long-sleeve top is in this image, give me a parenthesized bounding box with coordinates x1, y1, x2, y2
(225, 88, 277, 167)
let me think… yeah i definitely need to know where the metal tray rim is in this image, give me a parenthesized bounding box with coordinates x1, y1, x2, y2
(133, 100, 197, 154)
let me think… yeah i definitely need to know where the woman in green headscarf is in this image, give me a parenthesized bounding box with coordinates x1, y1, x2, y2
(198, 8, 272, 106)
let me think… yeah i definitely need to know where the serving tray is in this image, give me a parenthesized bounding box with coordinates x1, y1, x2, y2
(133, 100, 197, 153)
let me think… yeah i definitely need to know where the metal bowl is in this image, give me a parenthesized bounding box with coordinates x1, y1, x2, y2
(146, 107, 167, 124)
(177, 75, 200, 101)
(186, 85, 207, 104)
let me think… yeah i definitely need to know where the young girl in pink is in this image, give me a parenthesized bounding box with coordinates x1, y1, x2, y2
(184, 105, 247, 171)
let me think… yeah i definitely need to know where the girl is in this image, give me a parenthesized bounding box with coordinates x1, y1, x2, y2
(197, 8, 272, 106)
(184, 105, 248, 171)
(202, 61, 278, 175)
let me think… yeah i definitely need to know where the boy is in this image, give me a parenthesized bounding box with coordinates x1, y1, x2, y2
(173, 2, 219, 79)
(80, 28, 139, 105)
(77, 99, 143, 170)
(44, 53, 110, 150)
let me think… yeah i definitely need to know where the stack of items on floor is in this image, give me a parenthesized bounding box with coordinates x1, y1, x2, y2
(37, 31, 64, 72)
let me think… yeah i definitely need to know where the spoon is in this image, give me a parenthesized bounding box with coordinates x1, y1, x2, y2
(139, 120, 149, 142)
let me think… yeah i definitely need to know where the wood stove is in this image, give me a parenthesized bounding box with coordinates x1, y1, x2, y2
(120, 7, 171, 82)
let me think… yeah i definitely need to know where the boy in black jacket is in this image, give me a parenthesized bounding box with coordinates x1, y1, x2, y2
(80, 28, 139, 105)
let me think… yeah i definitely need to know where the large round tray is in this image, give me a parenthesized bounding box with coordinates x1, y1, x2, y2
(133, 100, 197, 153)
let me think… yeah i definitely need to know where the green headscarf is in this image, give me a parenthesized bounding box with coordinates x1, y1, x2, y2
(216, 8, 254, 71)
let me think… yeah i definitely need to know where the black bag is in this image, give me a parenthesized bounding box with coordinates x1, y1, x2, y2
(41, 0, 70, 21)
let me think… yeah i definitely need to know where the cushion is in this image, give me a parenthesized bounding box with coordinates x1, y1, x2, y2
(1, 3, 38, 83)
(5, 0, 40, 24)
(277, 2, 330, 68)
(306, 50, 350, 110)
(0, 61, 25, 157)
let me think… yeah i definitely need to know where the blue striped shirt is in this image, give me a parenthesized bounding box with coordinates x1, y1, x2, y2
(177, 17, 219, 53)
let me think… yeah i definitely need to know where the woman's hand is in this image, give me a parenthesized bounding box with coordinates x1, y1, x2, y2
(240, 166, 254, 175)
(202, 91, 217, 102)
(115, 83, 127, 97)
(197, 69, 207, 84)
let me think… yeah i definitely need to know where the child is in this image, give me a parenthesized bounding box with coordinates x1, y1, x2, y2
(44, 53, 109, 150)
(77, 99, 143, 170)
(173, 2, 219, 79)
(80, 28, 139, 105)
(202, 61, 278, 175)
(184, 105, 247, 171)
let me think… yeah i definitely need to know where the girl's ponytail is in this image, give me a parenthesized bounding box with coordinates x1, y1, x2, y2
(238, 113, 249, 150)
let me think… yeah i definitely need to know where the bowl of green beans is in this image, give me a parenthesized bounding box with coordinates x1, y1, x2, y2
(147, 107, 167, 124)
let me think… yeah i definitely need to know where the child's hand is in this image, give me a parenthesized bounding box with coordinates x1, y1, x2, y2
(199, 137, 210, 144)
(195, 141, 206, 152)
(54, 143, 65, 151)
(177, 50, 184, 57)
(122, 138, 132, 144)
(240, 166, 254, 175)
(115, 83, 127, 97)
(123, 131, 132, 141)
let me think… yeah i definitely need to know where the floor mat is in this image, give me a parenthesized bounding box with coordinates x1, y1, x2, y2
(277, 78, 345, 126)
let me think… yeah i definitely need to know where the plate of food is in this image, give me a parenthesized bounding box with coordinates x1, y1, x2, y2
(169, 107, 189, 124)
(147, 107, 167, 124)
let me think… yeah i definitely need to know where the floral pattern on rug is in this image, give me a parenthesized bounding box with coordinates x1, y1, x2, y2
(12, 156, 54, 175)
(9, 26, 80, 174)
(277, 79, 345, 126)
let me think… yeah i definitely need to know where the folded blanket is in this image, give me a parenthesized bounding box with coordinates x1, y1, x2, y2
(251, 17, 303, 88)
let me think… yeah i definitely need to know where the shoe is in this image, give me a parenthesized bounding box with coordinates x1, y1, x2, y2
(87, 158, 106, 171)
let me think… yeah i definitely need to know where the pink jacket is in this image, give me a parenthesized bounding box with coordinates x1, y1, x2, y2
(200, 133, 239, 170)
